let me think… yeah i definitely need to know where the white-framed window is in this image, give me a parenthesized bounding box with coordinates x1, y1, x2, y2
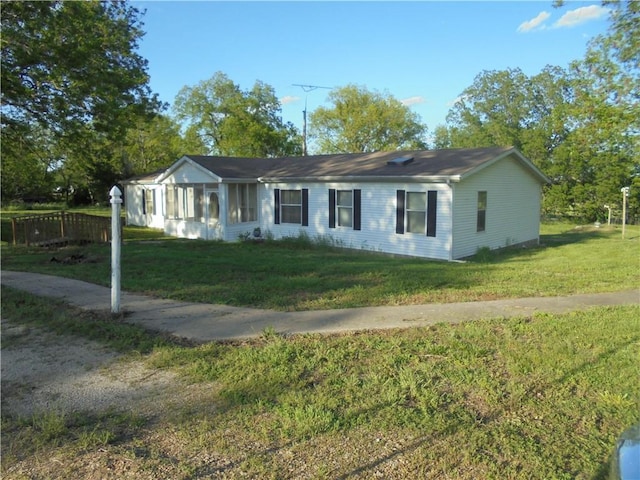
(477, 191, 487, 232)
(396, 189, 437, 237)
(166, 186, 176, 219)
(337, 190, 353, 227)
(329, 188, 360, 230)
(228, 183, 258, 224)
(406, 192, 427, 234)
(166, 184, 205, 221)
(143, 189, 155, 215)
(280, 189, 302, 224)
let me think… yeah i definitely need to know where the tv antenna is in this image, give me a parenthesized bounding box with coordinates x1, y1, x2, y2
(292, 84, 333, 155)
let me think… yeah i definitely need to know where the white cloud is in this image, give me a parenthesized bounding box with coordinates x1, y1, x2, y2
(517, 11, 551, 33)
(401, 96, 426, 106)
(447, 95, 467, 107)
(553, 5, 609, 28)
(280, 95, 300, 105)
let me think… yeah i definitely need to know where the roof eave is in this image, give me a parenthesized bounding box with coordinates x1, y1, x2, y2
(257, 175, 461, 184)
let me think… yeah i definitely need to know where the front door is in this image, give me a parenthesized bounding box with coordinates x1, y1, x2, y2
(206, 191, 220, 239)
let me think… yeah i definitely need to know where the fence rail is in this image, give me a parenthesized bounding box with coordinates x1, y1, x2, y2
(11, 212, 119, 247)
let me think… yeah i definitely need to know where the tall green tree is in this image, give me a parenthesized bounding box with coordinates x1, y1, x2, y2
(0, 123, 58, 201)
(443, 68, 532, 151)
(439, 66, 573, 172)
(174, 72, 301, 157)
(121, 114, 204, 176)
(309, 85, 428, 153)
(1, 0, 161, 203)
(560, 0, 639, 220)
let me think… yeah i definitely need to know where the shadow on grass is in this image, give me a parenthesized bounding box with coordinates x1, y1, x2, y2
(466, 227, 617, 264)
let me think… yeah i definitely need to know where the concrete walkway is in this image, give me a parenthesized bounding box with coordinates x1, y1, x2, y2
(2, 270, 638, 342)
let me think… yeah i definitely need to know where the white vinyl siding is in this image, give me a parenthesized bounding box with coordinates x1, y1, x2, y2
(452, 154, 542, 259)
(125, 183, 164, 229)
(262, 182, 452, 260)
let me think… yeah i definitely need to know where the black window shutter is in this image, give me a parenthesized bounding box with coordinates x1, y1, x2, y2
(396, 190, 405, 234)
(427, 190, 437, 237)
(353, 189, 361, 231)
(274, 189, 280, 224)
(302, 188, 309, 226)
(328, 189, 336, 228)
(142, 190, 146, 215)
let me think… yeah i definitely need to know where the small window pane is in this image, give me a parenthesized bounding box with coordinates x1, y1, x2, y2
(282, 205, 302, 224)
(281, 190, 301, 204)
(166, 186, 175, 219)
(228, 184, 239, 224)
(177, 186, 185, 219)
(195, 186, 204, 220)
(407, 192, 426, 210)
(478, 191, 487, 210)
(338, 207, 353, 227)
(247, 184, 257, 221)
(337, 190, 352, 207)
(186, 186, 195, 220)
(407, 211, 426, 234)
(477, 191, 487, 232)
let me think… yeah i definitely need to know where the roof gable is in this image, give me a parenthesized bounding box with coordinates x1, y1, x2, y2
(157, 155, 222, 183)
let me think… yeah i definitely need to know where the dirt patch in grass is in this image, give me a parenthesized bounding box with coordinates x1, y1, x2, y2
(1, 318, 224, 479)
(0, 318, 182, 418)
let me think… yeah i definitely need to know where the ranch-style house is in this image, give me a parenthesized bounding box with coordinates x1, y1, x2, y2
(123, 146, 549, 260)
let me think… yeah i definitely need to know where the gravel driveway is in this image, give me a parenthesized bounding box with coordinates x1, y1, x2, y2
(1, 317, 178, 418)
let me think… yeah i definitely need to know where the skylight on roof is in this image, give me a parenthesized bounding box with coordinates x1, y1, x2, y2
(387, 156, 414, 166)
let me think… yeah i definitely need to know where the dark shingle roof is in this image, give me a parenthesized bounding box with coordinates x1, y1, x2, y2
(121, 168, 166, 184)
(158, 146, 549, 184)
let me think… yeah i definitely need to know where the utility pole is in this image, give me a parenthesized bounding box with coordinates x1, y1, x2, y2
(292, 84, 332, 155)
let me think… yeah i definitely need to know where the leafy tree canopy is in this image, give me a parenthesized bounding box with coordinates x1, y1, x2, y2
(174, 72, 302, 157)
(1, 0, 160, 139)
(309, 85, 428, 154)
(435, 1, 639, 221)
(1, 0, 163, 203)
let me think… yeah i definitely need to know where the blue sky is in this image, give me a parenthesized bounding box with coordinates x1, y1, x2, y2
(134, 1, 611, 138)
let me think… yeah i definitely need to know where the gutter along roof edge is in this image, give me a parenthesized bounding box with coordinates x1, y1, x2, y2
(256, 175, 462, 184)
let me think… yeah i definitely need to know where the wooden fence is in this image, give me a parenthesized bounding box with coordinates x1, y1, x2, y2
(11, 212, 120, 247)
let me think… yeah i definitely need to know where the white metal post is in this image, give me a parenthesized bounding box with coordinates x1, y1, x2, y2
(621, 187, 630, 239)
(110, 185, 122, 314)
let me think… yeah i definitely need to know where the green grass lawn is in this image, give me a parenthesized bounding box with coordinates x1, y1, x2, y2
(2, 288, 638, 479)
(2, 213, 638, 478)
(1, 218, 638, 310)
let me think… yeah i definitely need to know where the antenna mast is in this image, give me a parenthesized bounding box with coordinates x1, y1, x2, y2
(292, 84, 332, 155)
